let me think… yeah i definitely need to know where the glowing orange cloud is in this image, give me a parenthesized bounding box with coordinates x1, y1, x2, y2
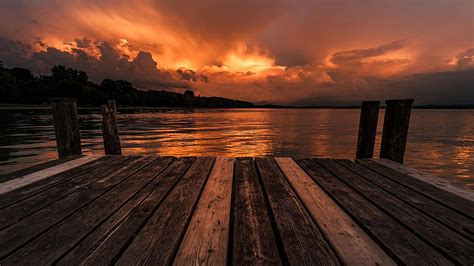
(0, 0, 472, 105)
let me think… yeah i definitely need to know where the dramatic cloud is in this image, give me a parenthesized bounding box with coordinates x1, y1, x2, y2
(329, 40, 408, 65)
(0, 0, 473, 105)
(454, 48, 474, 69)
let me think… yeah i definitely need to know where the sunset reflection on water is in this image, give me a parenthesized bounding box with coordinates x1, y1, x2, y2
(0, 108, 472, 189)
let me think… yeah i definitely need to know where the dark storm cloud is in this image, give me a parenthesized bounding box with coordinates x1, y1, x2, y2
(455, 48, 474, 68)
(293, 68, 474, 106)
(273, 49, 312, 67)
(176, 68, 209, 83)
(75, 38, 93, 49)
(0, 36, 195, 90)
(0, 37, 34, 68)
(0, 0, 473, 105)
(330, 40, 408, 65)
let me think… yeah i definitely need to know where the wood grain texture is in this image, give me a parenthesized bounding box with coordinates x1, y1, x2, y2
(174, 157, 234, 265)
(101, 99, 122, 155)
(232, 158, 281, 266)
(366, 158, 474, 202)
(341, 159, 474, 241)
(0, 156, 149, 260)
(380, 99, 413, 163)
(256, 157, 340, 265)
(356, 101, 380, 159)
(0, 155, 82, 184)
(297, 158, 452, 265)
(51, 98, 82, 158)
(0, 156, 117, 210)
(319, 159, 473, 265)
(1, 157, 170, 265)
(0, 156, 100, 195)
(57, 157, 194, 265)
(275, 157, 395, 266)
(116, 157, 215, 265)
(0, 156, 136, 230)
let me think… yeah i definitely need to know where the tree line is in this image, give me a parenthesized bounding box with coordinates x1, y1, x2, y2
(0, 62, 255, 108)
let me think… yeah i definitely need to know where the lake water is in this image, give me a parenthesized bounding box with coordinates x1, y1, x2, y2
(0, 108, 472, 189)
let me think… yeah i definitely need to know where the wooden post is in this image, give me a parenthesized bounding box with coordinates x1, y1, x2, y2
(356, 101, 380, 159)
(102, 99, 122, 155)
(51, 98, 82, 158)
(380, 99, 414, 163)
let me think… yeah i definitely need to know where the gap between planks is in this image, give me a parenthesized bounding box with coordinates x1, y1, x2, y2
(173, 157, 234, 265)
(0, 156, 101, 195)
(274, 157, 395, 266)
(368, 159, 474, 201)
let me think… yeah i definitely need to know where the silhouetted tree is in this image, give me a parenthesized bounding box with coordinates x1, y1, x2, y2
(0, 64, 254, 108)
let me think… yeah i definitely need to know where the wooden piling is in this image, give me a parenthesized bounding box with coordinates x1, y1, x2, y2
(51, 98, 82, 158)
(101, 99, 122, 155)
(356, 101, 380, 159)
(380, 99, 414, 163)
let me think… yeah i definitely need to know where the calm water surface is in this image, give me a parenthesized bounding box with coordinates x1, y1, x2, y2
(0, 108, 472, 189)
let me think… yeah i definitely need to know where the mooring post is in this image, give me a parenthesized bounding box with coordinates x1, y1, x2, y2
(51, 98, 82, 158)
(380, 99, 414, 163)
(356, 101, 380, 159)
(102, 99, 122, 155)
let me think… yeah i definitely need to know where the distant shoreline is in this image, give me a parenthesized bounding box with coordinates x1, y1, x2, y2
(1, 103, 473, 110)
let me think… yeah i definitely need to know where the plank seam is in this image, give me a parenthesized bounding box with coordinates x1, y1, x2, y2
(226, 157, 237, 266)
(0, 156, 101, 195)
(53, 157, 175, 264)
(0, 156, 83, 184)
(272, 157, 345, 264)
(0, 157, 136, 231)
(339, 160, 473, 241)
(254, 158, 289, 265)
(168, 157, 217, 265)
(359, 160, 474, 219)
(0, 156, 158, 262)
(0, 156, 121, 211)
(294, 159, 404, 264)
(110, 158, 198, 263)
(319, 160, 458, 264)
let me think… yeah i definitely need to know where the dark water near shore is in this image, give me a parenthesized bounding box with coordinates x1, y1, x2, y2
(0, 108, 472, 189)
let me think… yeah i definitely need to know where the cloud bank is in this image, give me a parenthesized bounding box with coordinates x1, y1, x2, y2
(0, 0, 473, 105)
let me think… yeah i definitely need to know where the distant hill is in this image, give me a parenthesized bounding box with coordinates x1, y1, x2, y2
(0, 63, 255, 108)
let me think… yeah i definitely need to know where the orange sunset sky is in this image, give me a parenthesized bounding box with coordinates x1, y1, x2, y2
(0, 0, 473, 105)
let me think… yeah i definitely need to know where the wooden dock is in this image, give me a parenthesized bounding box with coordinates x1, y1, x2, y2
(0, 155, 472, 265)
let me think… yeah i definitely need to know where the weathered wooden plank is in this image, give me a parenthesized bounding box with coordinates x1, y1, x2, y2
(0, 155, 82, 183)
(1, 157, 174, 264)
(341, 160, 474, 241)
(0, 156, 117, 210)
(296, 159, 452, 265)
(320, 159, 473, 265)
(0, 156, 152, 260)
(116, 157, 215, 265)
(173, 157, 234, 265)
(256, 157, 340, 265)
(358, 159, 474, 218)
(275, 157, 395, 265)
(232, 157, 281, 265)
(370, 158, 474, 201)
(0, 156, 100, 195)
(57, 157, 195, 265)
(0, 156, 137, 230)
